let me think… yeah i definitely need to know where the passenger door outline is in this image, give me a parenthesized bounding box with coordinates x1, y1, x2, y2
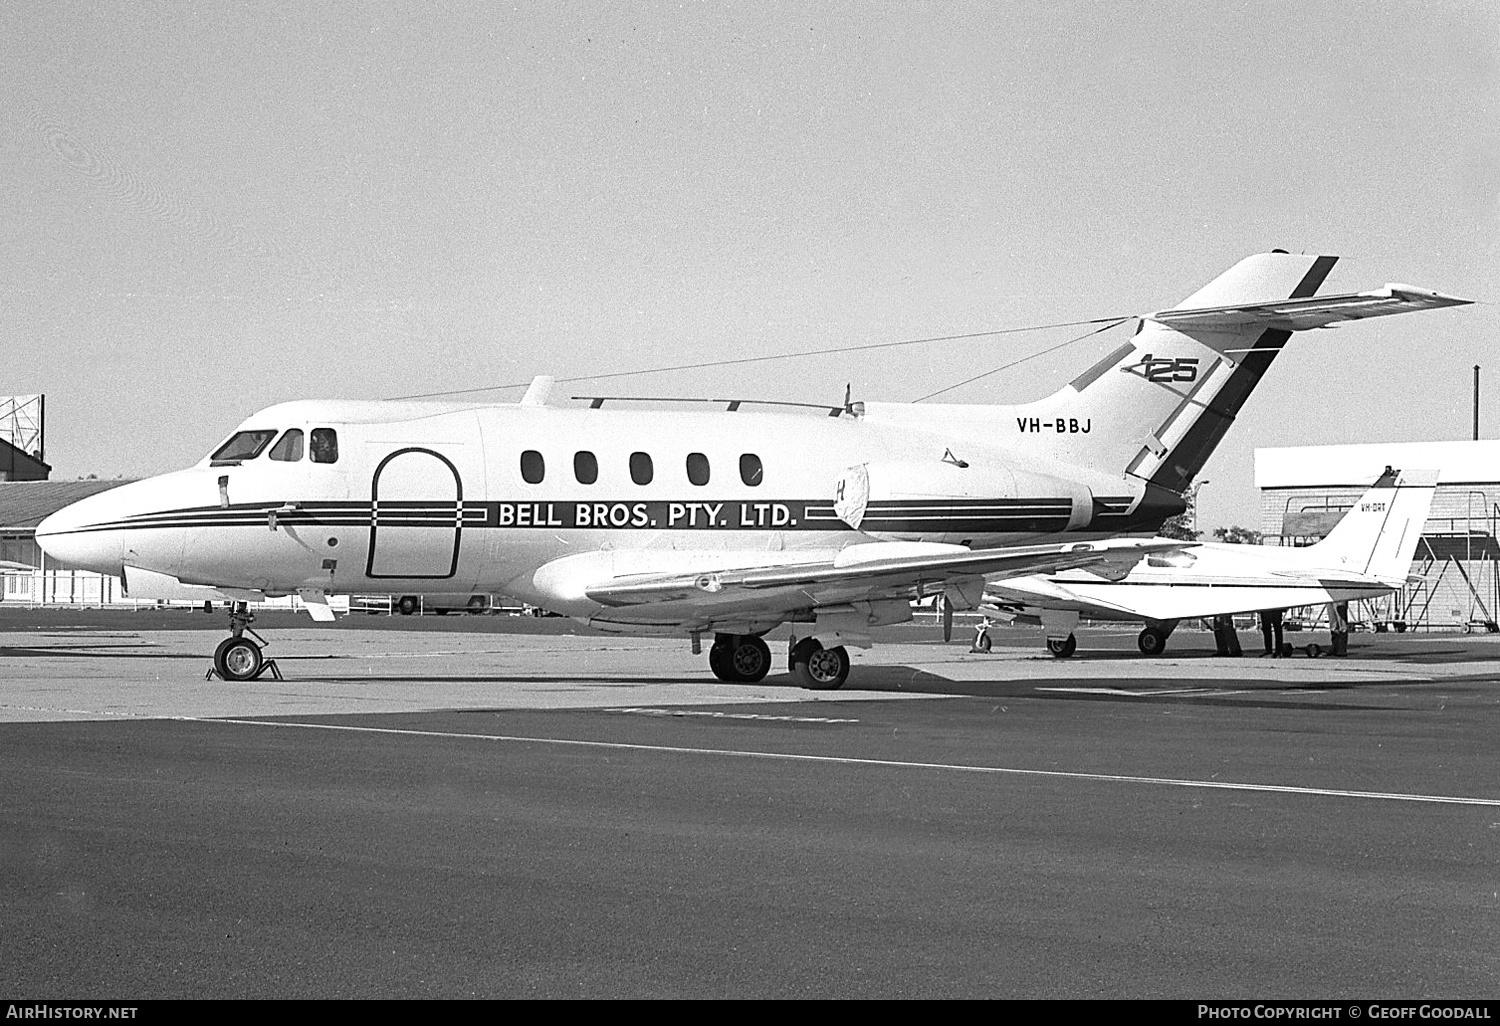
(366, 447, 463, 579)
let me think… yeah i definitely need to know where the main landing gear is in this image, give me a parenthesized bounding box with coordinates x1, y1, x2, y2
(1136, 621, 1178, 656)
(789, 637, 851, 690)
(1046, 633, 1077, 658)
(703, 633, 852, 690)
(207, 602, 283, 682)
(708, 633, 773, 683)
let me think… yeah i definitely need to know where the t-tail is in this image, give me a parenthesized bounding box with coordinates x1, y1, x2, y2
(1305, 467, 1439, 581)
(902, 251, 1468, 532)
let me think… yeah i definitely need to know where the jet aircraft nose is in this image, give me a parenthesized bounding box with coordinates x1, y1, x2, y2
(35, 488, 132, 576)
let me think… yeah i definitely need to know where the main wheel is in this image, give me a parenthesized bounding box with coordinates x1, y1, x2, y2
(792, 642, 850, 690)
(1047, 633, 1077, 658)
(729, 636, 772, 683)
(708, 640, 735, 681)
(214, 636, 263, 682)
(397, 595, 419, 615)
(1137, 627, 1169, 656)
(974, 632, 992, 653)
(467, 595, 488, 614)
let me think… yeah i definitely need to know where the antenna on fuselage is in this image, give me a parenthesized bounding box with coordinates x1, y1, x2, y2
(520, 375, 555, 407)
(843, 382, 864, 418)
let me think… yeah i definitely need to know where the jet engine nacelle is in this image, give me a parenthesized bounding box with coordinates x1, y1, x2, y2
(833, 460, 1094, 543)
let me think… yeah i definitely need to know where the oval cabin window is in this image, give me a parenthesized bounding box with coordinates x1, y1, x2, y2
(686, 452, 710, 486)
(630, 452, 654, 486)
(574, 451, 598, 485)
(739, 453, 763, 487)
(520, 450, 545, 484)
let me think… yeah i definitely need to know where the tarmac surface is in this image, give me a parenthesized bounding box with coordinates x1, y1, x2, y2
(2, 607, 1499, 998)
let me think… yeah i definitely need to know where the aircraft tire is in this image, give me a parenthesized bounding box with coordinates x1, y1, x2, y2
(708, 640, 736, 681)
(730, 636, 772, 683)
(1305, 643, 1322, 658)
(397, 595, 419, 615)
(792, 642, 849, 690)
(1047, 634, 1077, 658)
(1137, 627, 1169, 656)
(214, 637, 263, 682)
(973, 632, 992, 653)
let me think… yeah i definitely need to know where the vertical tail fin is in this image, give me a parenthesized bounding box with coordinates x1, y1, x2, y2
(1005, 252, 1338, 494)
(1307, 468, 1439, 580)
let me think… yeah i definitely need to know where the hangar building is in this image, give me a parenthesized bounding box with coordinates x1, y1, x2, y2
(1256, 439, 1499, 631)
(0, 479, 131, 605)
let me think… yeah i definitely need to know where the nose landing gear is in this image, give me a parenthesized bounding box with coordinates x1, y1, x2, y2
(206, 602, 283, 681)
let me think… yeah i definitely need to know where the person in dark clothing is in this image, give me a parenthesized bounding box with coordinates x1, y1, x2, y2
(1212, 613, 1242, 656)
(1259, 608, 1284, 656)
(1328, 602, 1350, 656)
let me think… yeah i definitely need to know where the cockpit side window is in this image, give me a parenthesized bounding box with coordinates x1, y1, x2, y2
(310, 428, 339, 464)
(210, 430, 277, 465)
(269, 429, 304, 462)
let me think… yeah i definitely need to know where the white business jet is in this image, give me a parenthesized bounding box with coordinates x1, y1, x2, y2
(35, 252, 1468, 687)
(982, 467, 1438, 657)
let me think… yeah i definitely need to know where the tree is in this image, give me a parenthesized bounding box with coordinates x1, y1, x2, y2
(1213, 525, 1263, 545)
(1158, 487, 1200, 541)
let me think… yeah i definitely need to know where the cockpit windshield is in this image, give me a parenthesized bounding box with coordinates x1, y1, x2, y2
(269, 429, 304, 462)
(210, 429, 277, 465)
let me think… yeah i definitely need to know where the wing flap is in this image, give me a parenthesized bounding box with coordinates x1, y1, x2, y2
(585, 539, 1184, 608)
(1148, 284, 1471, 332)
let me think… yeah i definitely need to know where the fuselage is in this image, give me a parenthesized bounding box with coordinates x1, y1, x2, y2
(985, 541, 1404, 623)
(36, 397, 1176, 620)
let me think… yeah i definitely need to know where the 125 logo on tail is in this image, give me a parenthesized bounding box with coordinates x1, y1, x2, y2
(1122, 354, 1199, 383)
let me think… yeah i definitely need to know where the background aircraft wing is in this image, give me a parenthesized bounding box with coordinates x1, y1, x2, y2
(584, 538, 1183, 610)
(1148, 283, 1471, 332)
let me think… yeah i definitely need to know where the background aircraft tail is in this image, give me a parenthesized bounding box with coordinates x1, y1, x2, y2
(1306, 468, 1439, 580)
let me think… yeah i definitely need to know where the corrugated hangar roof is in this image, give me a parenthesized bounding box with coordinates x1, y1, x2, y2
(0, 480, 133, 530)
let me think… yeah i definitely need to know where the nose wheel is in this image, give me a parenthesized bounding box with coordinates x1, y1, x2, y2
(206, 602, 283, 681)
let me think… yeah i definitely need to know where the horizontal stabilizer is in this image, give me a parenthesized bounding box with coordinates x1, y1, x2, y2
(1148, 284, 1471, 332)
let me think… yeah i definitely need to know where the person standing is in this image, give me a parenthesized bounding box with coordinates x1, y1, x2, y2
(1212, 613, 1242, 656)
(1328, 602, 1350, 656)
(1259, 609, 1285, 657)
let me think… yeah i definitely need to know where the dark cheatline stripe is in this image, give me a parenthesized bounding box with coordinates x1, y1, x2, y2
(49, 495, 1088, 537)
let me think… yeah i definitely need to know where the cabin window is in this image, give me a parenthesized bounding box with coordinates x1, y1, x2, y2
(520, 449, 545, 484)
(739, 453, 763, 487)
(210, 429, 276, 465)
(630, 451, 654, 486)
(268, 429, 304, 462)
(574, 451, 598, 485)
(310, 428, 339, 464)
(686, 452, 710, 486)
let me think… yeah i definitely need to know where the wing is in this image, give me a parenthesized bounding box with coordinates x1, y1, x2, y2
(584, 538, 1183, 625)
(1148, 283, 1471, 333)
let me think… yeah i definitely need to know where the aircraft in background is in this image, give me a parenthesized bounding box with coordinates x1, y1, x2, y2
(34, 252, 1469, 687)
(981, 468, 1439, 657)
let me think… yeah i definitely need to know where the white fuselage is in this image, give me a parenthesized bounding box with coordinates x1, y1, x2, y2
(36, 398, 1159, 624)
(986, 541, 1403, 624)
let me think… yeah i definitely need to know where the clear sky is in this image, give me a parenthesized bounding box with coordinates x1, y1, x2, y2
(2, 1, 1495, 531)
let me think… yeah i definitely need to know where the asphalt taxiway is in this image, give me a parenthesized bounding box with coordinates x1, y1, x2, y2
(2, 610, 1498, 998)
